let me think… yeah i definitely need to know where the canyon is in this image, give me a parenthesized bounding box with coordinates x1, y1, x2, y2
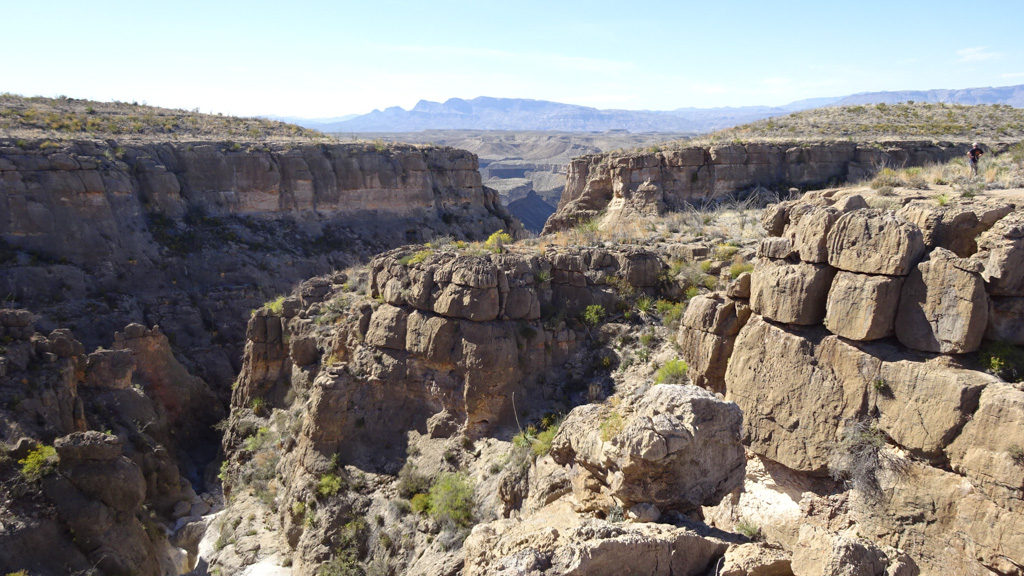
(1, 120, 1023, 576)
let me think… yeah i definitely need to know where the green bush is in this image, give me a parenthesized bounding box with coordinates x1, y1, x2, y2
(655, 359, 689, 384)
(396, 462, 432, 499)
(398, 249, 432, 266)
(410, 493, 431, 515)
(265, 296, 286, 315)
(427, 472, 475, 528)
(317, 473, 345, 498)
(19, 445, 57, 482)
(729, 261, 754, 279)
(485, 229, 514, 252)
(735, 519, 762, 541)
(599, 411, 624, 441)
(635, 295, 653, 314)
(581, 304, 606, 327)
(980, 341, 1024, 382)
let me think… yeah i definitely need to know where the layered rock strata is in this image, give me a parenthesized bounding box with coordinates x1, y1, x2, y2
(0, 139, 519, 390)
(679, 190, 1024, 575)
(543, 141, 971, 233)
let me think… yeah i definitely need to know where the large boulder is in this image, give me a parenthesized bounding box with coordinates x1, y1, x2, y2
(786, 205, 838, 263)
(824, 271, 904, 341)
(895, 248, 988, 354)
(826, 209, 925, 275)
(677, 294, 751, 392)
(897, 200, 1013, 257)
(551, 385, 744, 512)
(975, 211, 1024, 296)
(750, 259, 836, 325)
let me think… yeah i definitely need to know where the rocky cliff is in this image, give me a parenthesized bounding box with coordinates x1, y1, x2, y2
(0, 139, 519, 390)
(679, 188, 1024, 575)
(201, 240, 752, 576)
(543, 140, 975, 234)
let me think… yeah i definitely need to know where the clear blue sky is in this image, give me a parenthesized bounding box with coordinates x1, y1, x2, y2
(4, 0, 1023, 118)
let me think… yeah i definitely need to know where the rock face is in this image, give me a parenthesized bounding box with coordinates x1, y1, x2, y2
(543, 141, 970, 233)
(826, 209, 925, 276)
(675, 189, 1024, 576)
(894, 248, 988, 353)
(676, 293, 751, 392)
(0, 138, 520, 390)
(750, 259, 835, 325)
(550, 385, 745, 513)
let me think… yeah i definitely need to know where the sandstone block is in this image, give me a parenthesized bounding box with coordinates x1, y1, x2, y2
(552, 385, 744, 512)
(750, 259, 836, 325)
(787, 206, 838, 263)
(895, 248, 988, 354)
(826, 209, 925, 275)
(84, 349, 135, 389)
(405, 311, 459, 364)
(975, 211, 1024, 296)
(947, 383, 1024, 496)
(364, 305, 408, 350)
(720, 543, 792, 576)
(727, 272, 751, 299)
(756, 237, 795, 260)
(824, 271, 903, 341)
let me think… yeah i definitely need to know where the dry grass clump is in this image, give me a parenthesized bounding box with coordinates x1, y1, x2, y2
(0, 93, 329, 143)
(714, 102, 1024, 142)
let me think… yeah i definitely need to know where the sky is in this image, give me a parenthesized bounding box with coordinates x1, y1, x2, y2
(4, 0, 1024, 118)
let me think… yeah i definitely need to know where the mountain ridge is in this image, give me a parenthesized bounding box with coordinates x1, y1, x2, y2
(285, 85, 1024, 134)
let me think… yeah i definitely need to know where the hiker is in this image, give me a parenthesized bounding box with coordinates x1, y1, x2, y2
(968, 142, 984, 176)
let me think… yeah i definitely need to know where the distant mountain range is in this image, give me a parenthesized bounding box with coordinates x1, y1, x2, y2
(277, 85, 1024, 134)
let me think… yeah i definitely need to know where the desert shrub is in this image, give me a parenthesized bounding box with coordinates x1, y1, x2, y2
(485, 229, 514, 252)
(249, 396, 268, 415)
(735, 519, 762, 541)
(19, 445, 57, 481)
(829, 419, 907, 499)
(599, 411, 624, 441)
(729, 261, 754, 279)
(935, 194, 950, 206)
(655, 359, 689, 384)
(581, 304, 606, 327)
(979, 341, 1024, 382)
(243, 427, 273, 452)
(606, 505, 624, 523)
(396, 462, 432, 499)
(531, 419, 561, 458)
(318, 519, 368, 576)
(635, 295, 653, 314)
(410, 493, 431, 515)
(684, 286, 700, 299)
(714, 244, 740, 261)
(871, 168, 902, 189)
(535, 269, 552, 283)
(398, 249, 432, 266)
(317, 473, 345, 498)
(427, 472, 475, 528)
(265, 296, 286, 315)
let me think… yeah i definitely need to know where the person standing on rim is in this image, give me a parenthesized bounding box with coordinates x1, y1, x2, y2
(968, 142, 984, 177)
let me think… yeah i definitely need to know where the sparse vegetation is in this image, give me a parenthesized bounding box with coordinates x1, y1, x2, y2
(581, 304, 606, 327)
(19, 445, 57, 482)
(0, 93, 325, 142)
(426, 472, 475, 529)
(485, 229, 514, 252)
(979, 341, 1024, 383)
(599, 411, 624, 441)
(1008, 445, 1024, 467)
(655, 359, 689, 384)
(735, 519, 763, 541)
(829, 419, 907, 499)
(317, 473, 345, 498)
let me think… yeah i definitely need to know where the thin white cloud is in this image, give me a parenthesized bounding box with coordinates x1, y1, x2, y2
(955, 46, 1004, 63)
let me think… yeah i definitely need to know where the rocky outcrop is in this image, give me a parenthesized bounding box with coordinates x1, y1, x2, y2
(550, 385, 745, 514)
(543, 141, 970, 233)
(0, 139, 520, 391)
(682, 188, 1024, 576)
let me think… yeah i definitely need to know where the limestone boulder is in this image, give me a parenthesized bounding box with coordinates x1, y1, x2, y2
(552, 385, 744, 512)
(757, 237, 795, 260)
(826, 209, 925, 275)
(790, 525, 908, 576)
(720, 543, 793, 576)
(677, 294, 751, 392)
(786, 205, 838, 263)
(364, 304, 409, 350)
(750, 259, 836, 325)
(975, 210, 1024, 296)
(725, 317, 871, 473)
(897, 200, 1013, 257)
(824, 271, 903, 341)
(84, 349, 135, 389)
(895, 248, 988, 354)
(54, 432, 146, 514)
